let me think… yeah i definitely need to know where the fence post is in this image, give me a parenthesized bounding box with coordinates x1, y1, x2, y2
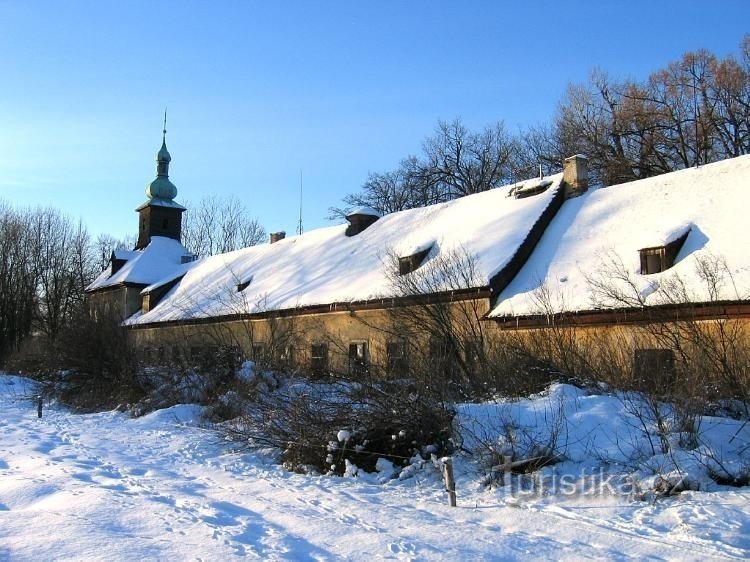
(442, 457, 457, 507)
(37, 395, 43, 418)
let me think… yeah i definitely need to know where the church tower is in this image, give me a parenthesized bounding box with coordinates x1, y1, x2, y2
(135, 114, 186, 249)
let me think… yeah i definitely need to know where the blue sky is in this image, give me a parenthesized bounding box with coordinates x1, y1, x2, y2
(0, 1, 747, 240)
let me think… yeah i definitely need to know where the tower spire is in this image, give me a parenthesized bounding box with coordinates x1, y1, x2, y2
(155, 109, 172, 179)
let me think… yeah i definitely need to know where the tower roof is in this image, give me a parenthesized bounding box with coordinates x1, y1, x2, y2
(140, 112, 182, 206)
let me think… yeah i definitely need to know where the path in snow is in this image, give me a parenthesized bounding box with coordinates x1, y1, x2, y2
(1, 378, 749, 561)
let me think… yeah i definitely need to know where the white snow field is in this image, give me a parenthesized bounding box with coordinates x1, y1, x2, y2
(2, 375, 750, 561)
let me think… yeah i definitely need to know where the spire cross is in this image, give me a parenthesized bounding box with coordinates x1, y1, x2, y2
(162, 108, 167, 142)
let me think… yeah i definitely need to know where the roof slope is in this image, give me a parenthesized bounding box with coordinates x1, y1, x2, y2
(490, 155, 750, 318)
(127, 174, 564, 325)
(87, 237, 192, 291)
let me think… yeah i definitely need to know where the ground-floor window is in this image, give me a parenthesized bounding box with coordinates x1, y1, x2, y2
(386, 340, 408, 377)
(348, 341, 368, 375)
(311, 343, 328, 377)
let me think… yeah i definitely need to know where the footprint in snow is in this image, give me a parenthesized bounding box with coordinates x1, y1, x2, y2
(388, 541, 418, 558)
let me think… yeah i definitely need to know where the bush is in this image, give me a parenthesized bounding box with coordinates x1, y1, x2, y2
(228, 376, 455, 475)
(16, 305, 145, 411)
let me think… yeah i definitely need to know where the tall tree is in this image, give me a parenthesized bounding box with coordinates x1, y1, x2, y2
(0, 203, 36, 363)
(333, 118, 519, 217)
(182, 194, 266, 257)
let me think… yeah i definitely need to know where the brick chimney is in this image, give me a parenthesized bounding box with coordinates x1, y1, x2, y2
(563, 154, 588, 199)
(270, 231, 286, 244)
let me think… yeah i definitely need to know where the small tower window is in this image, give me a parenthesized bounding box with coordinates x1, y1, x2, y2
(162, 218, 169, 229)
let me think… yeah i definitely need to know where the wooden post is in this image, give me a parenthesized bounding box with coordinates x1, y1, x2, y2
(37, 395, 43, 418)
(442, 457, 457, 507)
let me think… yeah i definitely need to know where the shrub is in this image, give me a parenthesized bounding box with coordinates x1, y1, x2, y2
(228, 377, 455, 475)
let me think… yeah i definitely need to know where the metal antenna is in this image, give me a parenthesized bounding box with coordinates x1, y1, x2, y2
(692, 71, 700, 168)
(296, 170, 304, 235)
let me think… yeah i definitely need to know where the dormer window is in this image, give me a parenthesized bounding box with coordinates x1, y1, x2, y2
(237, 276, 253, 292)
(514, 178, 553, 199)
(639, 229, 690, 275)
(399, 248, 430, 275)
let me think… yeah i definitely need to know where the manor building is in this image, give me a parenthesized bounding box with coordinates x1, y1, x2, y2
(86, 133, 750, 380)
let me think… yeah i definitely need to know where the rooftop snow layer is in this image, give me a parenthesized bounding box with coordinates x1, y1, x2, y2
(491, 155, 750, 317)
(87, 237, 194, 291)
(127, 174, 564, 324)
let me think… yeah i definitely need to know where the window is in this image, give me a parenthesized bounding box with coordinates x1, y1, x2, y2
(639, 230, 690, 275)
(252, 342, 266, 364)
(162, 218, 169, 229)
(633, 348, 676, 391)
(399, 248, 431, 275)
(464, 339, 484, 371)
(281, 345, 295, 370)
(640, 247, 667, 274)
(237, 280, 251, 292)
(190, 346, 203, 364)
(429, 337, 458, 375)
(311, 343, 328, 377)
(386, 340, 409, 377)
(348, 341, 368, 375)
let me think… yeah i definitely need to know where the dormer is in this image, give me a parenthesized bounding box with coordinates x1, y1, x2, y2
(399, 247, 431, 275)
(141, 274, 185, 313)
(514, 178, 554, 199)
(345, 207, 381, 236)
(639, 228, 691, 275)
(237, 275, 253, 292)
(110, 249, 137, 275)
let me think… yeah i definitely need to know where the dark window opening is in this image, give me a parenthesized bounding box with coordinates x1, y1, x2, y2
(386, 340, 409, 377)
(399, 247, 431, 275)
(237, 280, 251, 292)
(162, 218, 169, 229)
(252, 342, 266, 364)
(429, 337, 459, 376)
(281, 345, 295, 370)
(633, 348, 677, 391)
(311, 343, 328, 377)
(348, 341, 368, 375)
(639, 230, 690, 275)
(464, 339, 484, 370)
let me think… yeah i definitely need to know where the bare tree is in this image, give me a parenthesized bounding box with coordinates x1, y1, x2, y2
(0, 202, 36, 364)
(526, 36, 750, 188)
(95, 233, 136, 271)
(422, 118, 519, 198)
(333, 118, 520, 218)
(29, 209, 98, 341)
(182, 194, 266, 257)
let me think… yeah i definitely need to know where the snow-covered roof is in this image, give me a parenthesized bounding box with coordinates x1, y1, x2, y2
(126, 173, 564, 324)
(491, 155, 750, 317)
(87, 237, 194, 291)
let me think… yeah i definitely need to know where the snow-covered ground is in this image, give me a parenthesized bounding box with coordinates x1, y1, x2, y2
(2, 374, 749, 561)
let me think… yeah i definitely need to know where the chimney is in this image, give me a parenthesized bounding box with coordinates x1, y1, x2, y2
(270, 231, 286, 244)
(563, 154, 588, 199)
(345, 207, 381, 237)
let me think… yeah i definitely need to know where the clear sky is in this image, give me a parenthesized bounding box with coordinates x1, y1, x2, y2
(0, 1, 747, 240)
